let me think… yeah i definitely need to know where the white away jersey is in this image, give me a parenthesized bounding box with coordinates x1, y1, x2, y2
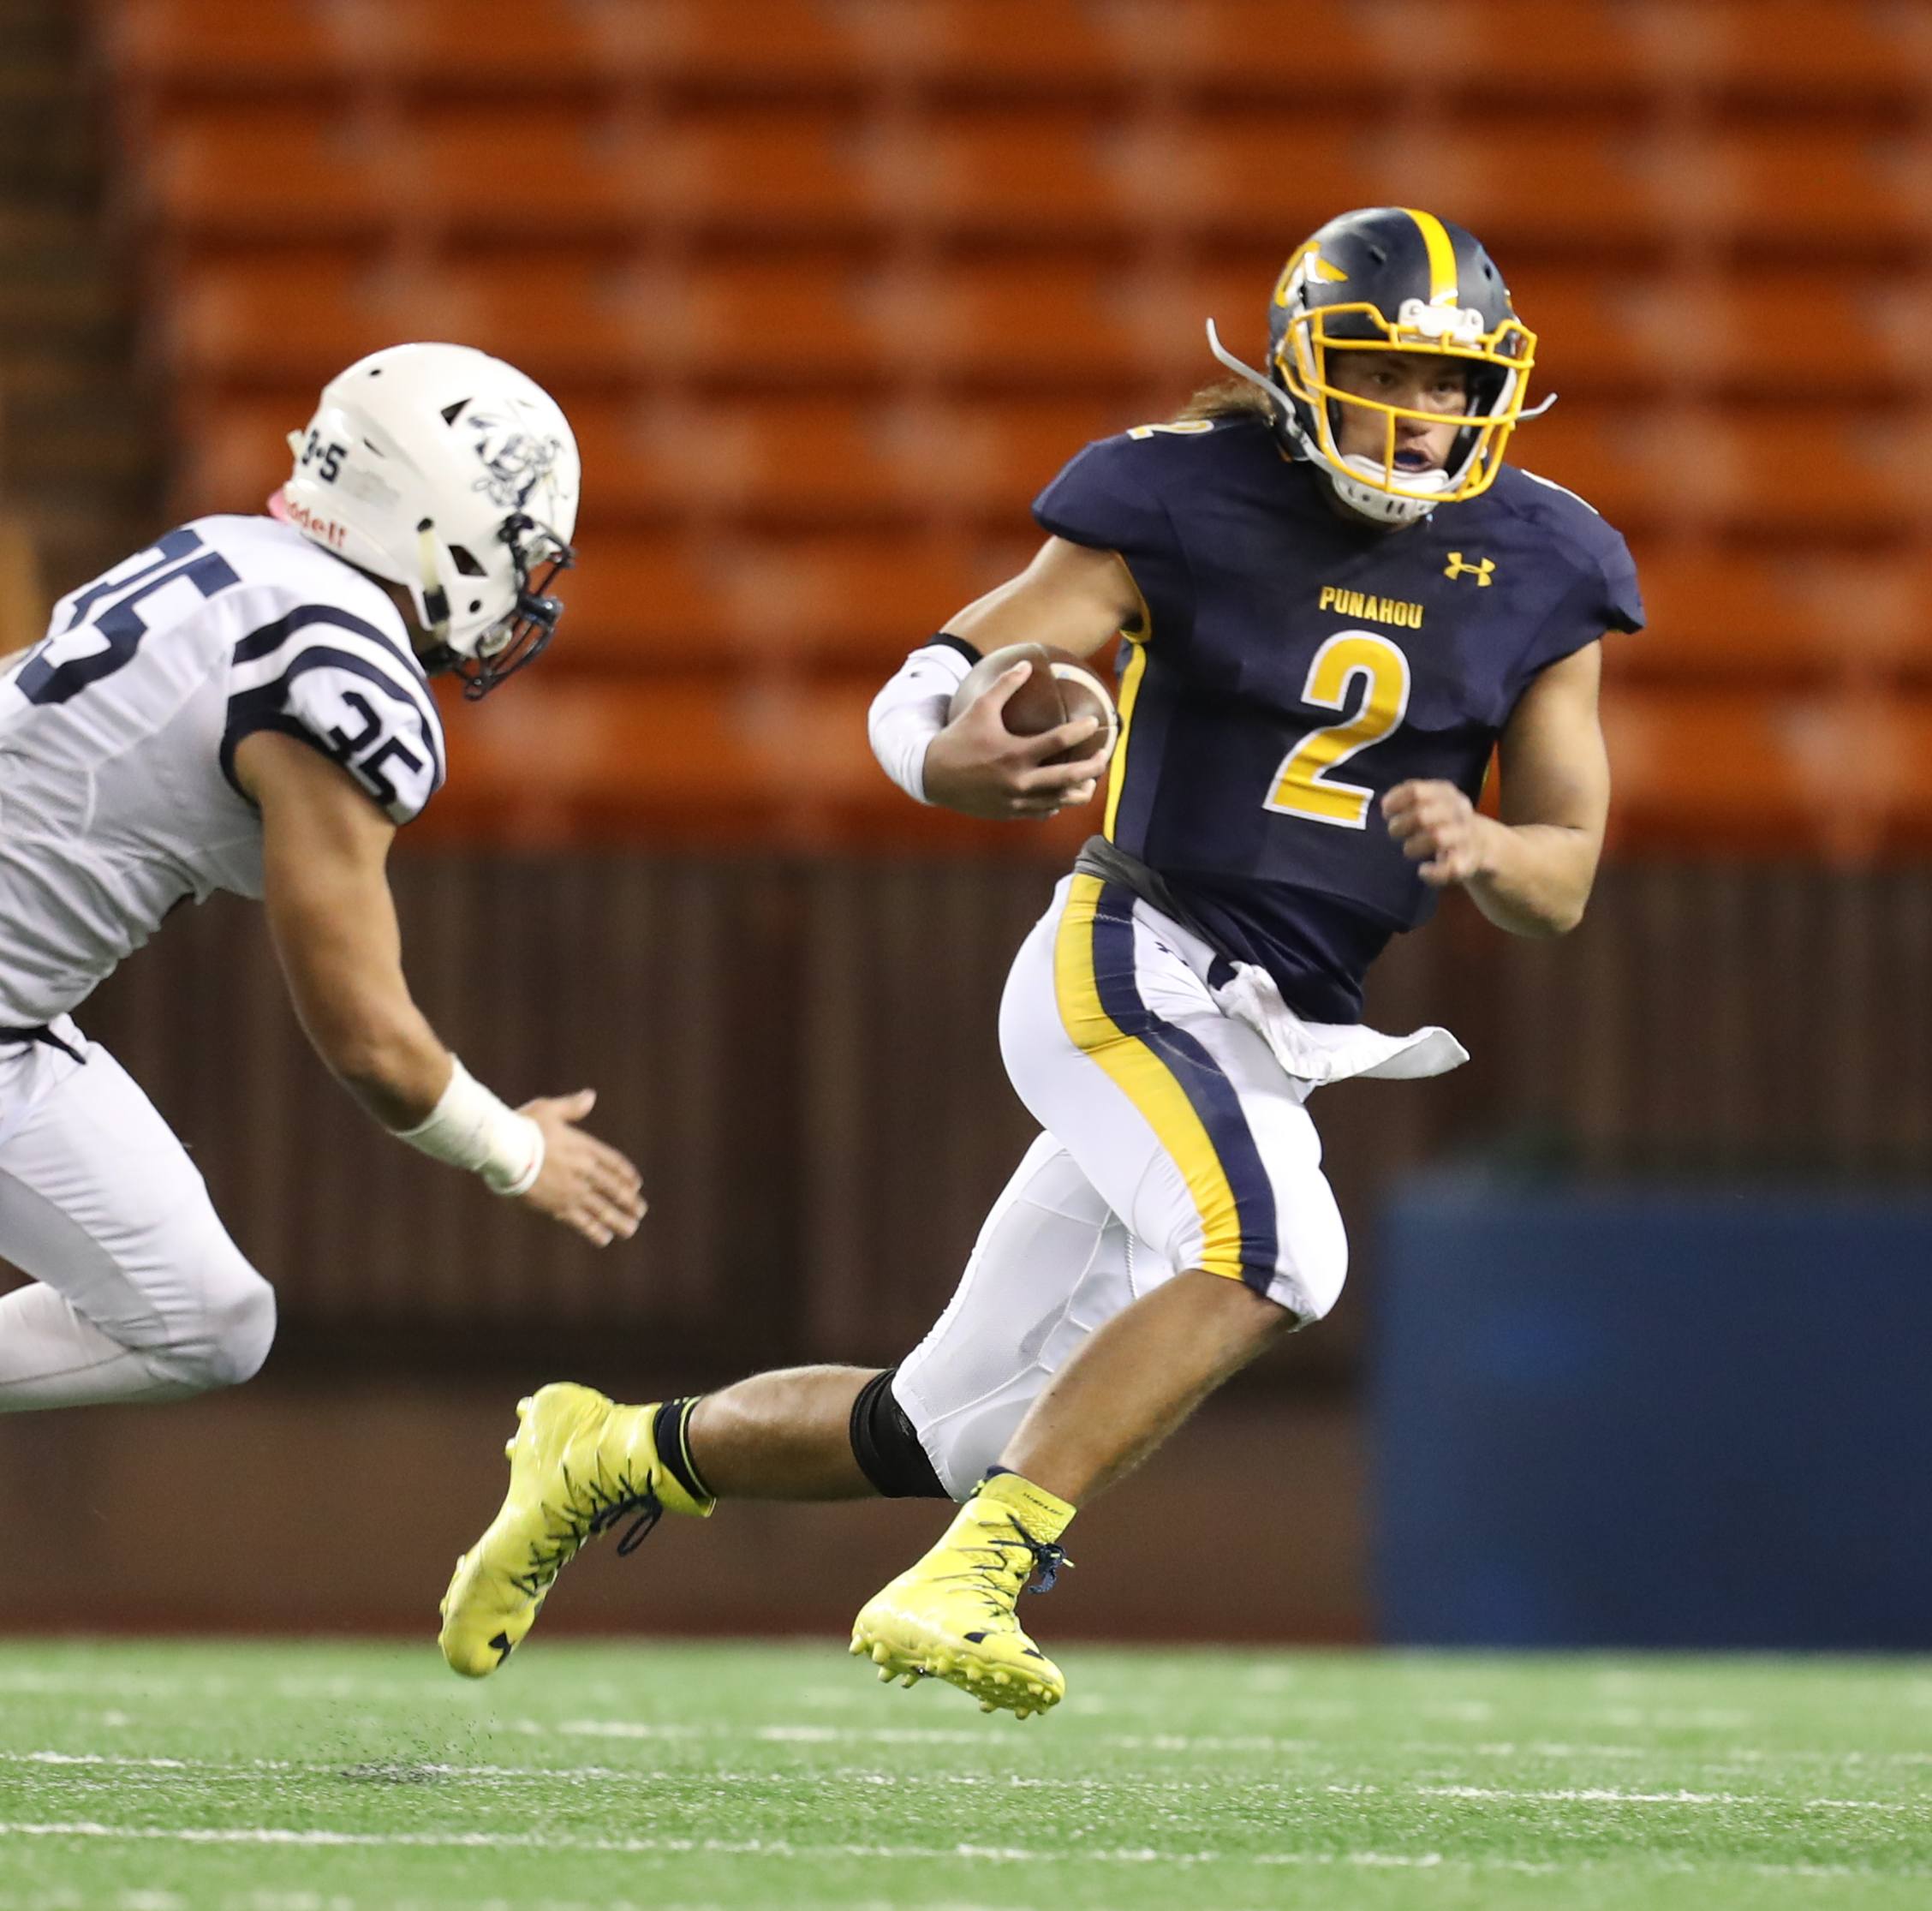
(0, 514, 445, 1024)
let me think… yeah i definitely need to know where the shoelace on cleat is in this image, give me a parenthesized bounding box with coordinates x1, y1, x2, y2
(1022, 1537, 1068, 1596)
(938, 1517, 1072, 1624)
(602, 1494, 663, 1556)
(516, 1460, 665, 1590)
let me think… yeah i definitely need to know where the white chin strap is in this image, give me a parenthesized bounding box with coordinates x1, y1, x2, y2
(1329, 456, 1452, 526)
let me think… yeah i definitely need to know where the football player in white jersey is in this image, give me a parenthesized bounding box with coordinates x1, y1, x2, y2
(0, 342, 644, 1412)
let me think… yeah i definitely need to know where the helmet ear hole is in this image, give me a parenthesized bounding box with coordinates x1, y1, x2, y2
(448, 543, 487, 577)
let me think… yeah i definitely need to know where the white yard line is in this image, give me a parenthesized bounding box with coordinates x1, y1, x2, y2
(7, 1739, 1923, 1808)
(0, 1897, 736, 1911)
(0, 1822, 1924, 1886)
(1417, 1784, 1916, 1813)
(7, 1747, 1926, 1816)
(540, 1717, 1932, 1768)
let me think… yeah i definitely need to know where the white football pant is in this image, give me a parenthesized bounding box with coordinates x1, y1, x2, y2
(897, 873, 1348, 1496)
(0, 1025, 275, 1409)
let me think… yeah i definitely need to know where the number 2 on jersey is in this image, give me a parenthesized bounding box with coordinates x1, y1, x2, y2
(1266, 630, 1411, 829)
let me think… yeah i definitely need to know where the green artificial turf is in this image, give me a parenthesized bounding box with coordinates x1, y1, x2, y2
(0, 1639, 1926, 1909)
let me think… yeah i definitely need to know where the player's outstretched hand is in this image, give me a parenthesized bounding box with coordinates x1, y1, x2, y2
(923, 663, 1110, 820)
(1382, 779, 1496, 888)
(515, 1089, 646, 1246)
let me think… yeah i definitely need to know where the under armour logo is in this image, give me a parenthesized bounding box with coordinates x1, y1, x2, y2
(1444, 552, 1496, 585)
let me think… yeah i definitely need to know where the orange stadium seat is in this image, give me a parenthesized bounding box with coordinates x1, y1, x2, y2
(161, 258, 438, 386)
(437, 676, 879, 825)
(1874, 698, 1932, 849)
(613, 0, 1131, 92)
(1715, 131, 1932, 249)
(165, 254, 766, 390)
(1601, 686, 1861, 857)
(140, 112, 388, 239)
(625, 112, 886, 236)
(595, 1, 872, 92)
(1140, 118, 1668, 248)
(1154, 119, 1932, 253)
(550, 534, 735, 674)
(164, 258, 461, 384)
(1687, 1, 1932, 101)
(1605, 684, 1932, 859)
(623, 260, 886, 384)
(103, 0, 351, 91)
(849, 0, 1130, 87)
(1127, 0, 1652, 95)
(144, 105, 1932, 257)
(142, 110, 675, 242)
(1518, 268, 1929, 397)
(107, 0, 630, 94)
(111, 0, 1929, 110)
(425, 673, 1099, 856)
(1614, 551, 1932, 687)
(861, 116, 1142, 236)
(561, 529, 1033, 672)
(139, 109, 869, 241)
(1514, 406, 1932, 538)
(573, 396, 1125, 525)
(641, 257, 1255, 386)
(1094, 0, 1929, 105)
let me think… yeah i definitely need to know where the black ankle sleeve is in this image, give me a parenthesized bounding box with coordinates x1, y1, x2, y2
(653, 1397, 714, 1502)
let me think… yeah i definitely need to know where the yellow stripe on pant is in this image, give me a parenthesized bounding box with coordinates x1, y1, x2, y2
(1050, 873, 1247, 1282)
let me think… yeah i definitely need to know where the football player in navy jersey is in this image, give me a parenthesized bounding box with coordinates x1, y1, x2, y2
(438, 209, 1642, 1718)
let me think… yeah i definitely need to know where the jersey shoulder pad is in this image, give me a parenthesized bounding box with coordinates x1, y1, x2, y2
(1033, 415, 1254, 553)
(222, 598, 446, 825)
(1034, 429, 1172, 556)
(1490, 464, 1644, 635)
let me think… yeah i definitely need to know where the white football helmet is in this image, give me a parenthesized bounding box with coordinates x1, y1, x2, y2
(275, 342, 580, 696)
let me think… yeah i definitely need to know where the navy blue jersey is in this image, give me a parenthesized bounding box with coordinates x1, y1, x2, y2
(1033, 413, 1643, 1023)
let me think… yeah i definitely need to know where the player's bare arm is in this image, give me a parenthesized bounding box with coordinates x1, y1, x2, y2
(236, 730, 644, 1245)
(919, 537, 1141, 819)
(1380, 639, 1610, 936)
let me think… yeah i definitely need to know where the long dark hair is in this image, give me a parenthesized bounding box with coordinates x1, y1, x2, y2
(1172, 376, 1279, 424)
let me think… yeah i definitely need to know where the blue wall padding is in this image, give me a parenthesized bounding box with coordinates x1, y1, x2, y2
(1373, 1180, 1932, 1649)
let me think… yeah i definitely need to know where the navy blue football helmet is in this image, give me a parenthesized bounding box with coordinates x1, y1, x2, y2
(1208, 206, 1546, 524)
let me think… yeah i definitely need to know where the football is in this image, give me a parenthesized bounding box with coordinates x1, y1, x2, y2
(947, 642, 1119, 767)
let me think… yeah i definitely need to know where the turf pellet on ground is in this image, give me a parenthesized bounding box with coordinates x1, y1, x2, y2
(0, 1640, 1927, 1909)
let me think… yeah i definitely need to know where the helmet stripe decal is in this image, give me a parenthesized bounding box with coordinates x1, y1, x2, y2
(1401, 207, 1459, 305)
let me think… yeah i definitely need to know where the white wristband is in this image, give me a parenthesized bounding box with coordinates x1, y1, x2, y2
(868, 642, 975, 803)
(397, 1056, 545, 1197)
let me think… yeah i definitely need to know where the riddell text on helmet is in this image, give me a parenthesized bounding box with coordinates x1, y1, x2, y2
(282, 496, 349, 550)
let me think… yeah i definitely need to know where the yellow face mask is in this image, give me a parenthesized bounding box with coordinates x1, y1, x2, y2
(1273, 300, 1541, 510)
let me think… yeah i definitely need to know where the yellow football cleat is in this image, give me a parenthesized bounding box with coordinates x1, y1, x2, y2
(438, 1382, 713, 1677)
(849, 1470, 1075, 1720)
